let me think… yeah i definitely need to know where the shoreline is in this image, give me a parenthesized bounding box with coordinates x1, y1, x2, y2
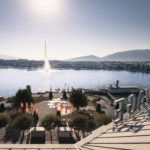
(1, 67, 150, 73)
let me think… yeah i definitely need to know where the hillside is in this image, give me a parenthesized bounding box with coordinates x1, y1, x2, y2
(66, 55, 101, 61)
(66, 50, 150, 62)
(102, 49, 150, 61)
(0, 54, 18, 60)
(1, 49, 150, 62)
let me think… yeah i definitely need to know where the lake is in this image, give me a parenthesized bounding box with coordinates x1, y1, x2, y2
(0, 68, 150, 98)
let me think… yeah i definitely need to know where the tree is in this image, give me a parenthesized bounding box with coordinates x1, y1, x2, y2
(13, 114, 33, 142)
(96, 103, 102, 113)
(95, 114, 114, 127)
(0, 103, 5, 112)
(26, 85, 32, 95)
(0, 113, 10, 128)
(33, 111, 39, 126)
(69, 114, 88, 137)
(62, 90, 67, 100)
(56, 110, 61, 116)
(41, 114, 61, 143)
(49, 90, 53, 100)
(12, 87, 34, 111)
(70, 88, 88, 111)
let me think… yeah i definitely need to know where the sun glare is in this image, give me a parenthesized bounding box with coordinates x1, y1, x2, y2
(27, 0, 63, 17)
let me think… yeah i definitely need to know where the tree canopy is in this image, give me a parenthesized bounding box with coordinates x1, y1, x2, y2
(69, 114, 88, 132)
(41, 114, 61, 132)
(26, 85, 32, 95)
(69, 88, 88, 111)
(96, 103, 102, 113)
(11, 86, 34, 110)
(49, 91, 53, 100)
(13, 114, 33, 131)
(62, 90, 67, 100)
(95, 114, 114, 127)
(41, 114, 61, 143)
(0, 113, 10, 128)
(0, 103, 5, 112)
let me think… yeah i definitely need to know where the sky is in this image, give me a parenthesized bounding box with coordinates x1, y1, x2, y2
(0, 0, 150, 60)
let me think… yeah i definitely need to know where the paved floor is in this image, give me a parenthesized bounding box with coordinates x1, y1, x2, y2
(34, 99, 71, 121)
(1, 106, 150, 149)
(77, 106, 150, 150)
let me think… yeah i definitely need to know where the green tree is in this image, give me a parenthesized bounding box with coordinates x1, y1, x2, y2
(49, 90, 53, 100)
(26, 85, 32, 95)
(0, 113, 10, 128)
(56, 110, 61, 116)
(95, 114, 114, 127)
(13, 114, 33, 140)
(12, 87, 34, 111)
(70, 88, 88, 111)
(62, 90, 67, 100)
(69, 114, 88, 137)
(0, 103, 5, 112)
(41, 114, 61, 143)
(96, 103, 102, 113)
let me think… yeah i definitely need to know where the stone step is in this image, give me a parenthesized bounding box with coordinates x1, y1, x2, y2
(90, 135, 150, 143)
(100, 129, 150, 137)
(80, 145, 112, 150)
(84, 143, 150, 150)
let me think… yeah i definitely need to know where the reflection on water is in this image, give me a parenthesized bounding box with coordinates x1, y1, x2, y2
(0, 68, 150, 98)
(43, 71, 50, 92)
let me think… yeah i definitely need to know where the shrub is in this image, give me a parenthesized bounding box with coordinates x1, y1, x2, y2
(95, 114, 114, 127)
(13, 114, 33, 131)
(42, 114, 61, 131)
(77, 111, 91, 119)
(0, 113, 10, 128)
(93, 97, 101, 105)
(69, 114, 88, 131)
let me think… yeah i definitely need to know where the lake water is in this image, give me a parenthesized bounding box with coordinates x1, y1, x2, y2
(0, 68, 150, 98)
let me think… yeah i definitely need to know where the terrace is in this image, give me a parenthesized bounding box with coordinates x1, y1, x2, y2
(0, 88, 150, 149)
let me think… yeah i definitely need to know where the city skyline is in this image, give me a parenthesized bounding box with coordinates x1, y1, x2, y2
(0, 0, 150, 60)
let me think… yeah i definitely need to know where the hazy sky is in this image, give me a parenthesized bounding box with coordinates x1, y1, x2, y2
(0, 0, 150, 60)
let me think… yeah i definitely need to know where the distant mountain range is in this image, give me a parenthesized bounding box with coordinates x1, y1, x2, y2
(66, 55, 101, 61)
(0, 54, 18, 60)
(102, 49, 150, 61)
(67, 49, 150, 61)
(1, 49, 150, 61)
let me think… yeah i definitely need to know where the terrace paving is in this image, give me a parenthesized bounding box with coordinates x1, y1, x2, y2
(0, 94, 150, 149)
(76, 107, 150, 150)
(1, 106, 150, 149)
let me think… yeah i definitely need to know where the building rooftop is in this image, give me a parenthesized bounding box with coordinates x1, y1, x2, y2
(0, 89, 150, 150)
(0, 106, 150, 150)
(76, 106, 150, 150)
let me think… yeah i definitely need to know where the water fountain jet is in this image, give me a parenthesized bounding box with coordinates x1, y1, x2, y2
(44, 41, 50, 72)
